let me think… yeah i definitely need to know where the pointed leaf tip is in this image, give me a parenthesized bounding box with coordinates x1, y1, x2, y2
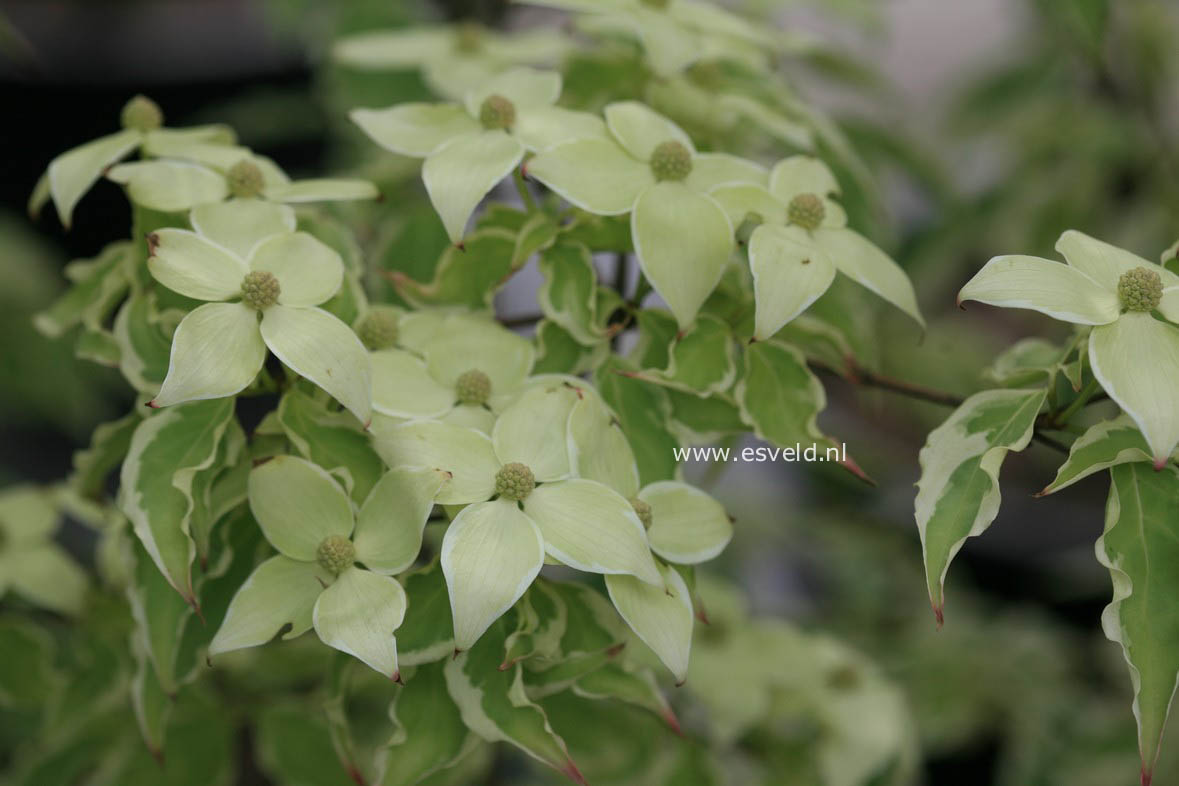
(933, 603, 944, 630)
(561, 759, 588, 786)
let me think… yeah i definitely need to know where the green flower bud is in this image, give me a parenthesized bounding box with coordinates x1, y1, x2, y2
(456, 21, 484, 53)
(735, 211, 764, 245)
(241, 271, 280, 310)
(1118, 266, 1163, 312)
(121, 95, 164, 132)
(650, 140, 692, 182)
(357, 310, 400, 351)
(226, 160, 265, 199)
(688, 61, 725, 90)
(629, 497, 653, 528)
(455, 369, 492, 405)
(495, 462, 535, 501)
(480, 95, 516, 131)
(787, 193, 825, 231)
(316, 535, 355, 574)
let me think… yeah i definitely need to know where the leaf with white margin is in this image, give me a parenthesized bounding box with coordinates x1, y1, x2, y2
(605, 101, 693, 161)
(34, 240, 133, 339)
(1089, 313, 1179, 466)
(523, 479, 661, 585)
(537, 242, 605, 346)
(248, 232, 344, 307)
(1097, 462, 1179, 785)
(503, 582, 568, 667)
(464, 67, 561, 117)
(189, 200, 296, 259)
(749, 224, 835, 339)
(567, 393, 641, 499)
(3, 545, 89, 616)
(377, 660, 473, 786)
(442, 499, 545, 651)
(640, 481, 732, 564)
(815, 227, 925, 330)
(914, 388, 1046, 624)
(492, 383, 581, 481)
(209, 555, 331, 657)
(1056, 229, 1179, 291)
(47, 128, 141, 227)
(633, 314, 738, 395)
(260, 305, 372, 424)
(632, 182, 733, 329)
(373, 420, 500, 505)
(423, 130, 525, 243)
(768, 155, 839, 202)
(264, 179, 378, 203)
(513, 107, 609, 152)
(351, 104, 480, 157)
(525, 137, 654, 215)
(736, 340, 839, 453)
(107, 160, 228, 212)
(313, 566, 407, 679)
(572, 661, 677, 731)
(120, 398, 237, 600)
(398, 561, 455, 667)
(371, 350, 455, 419)
(353, 467, 449, 575)
(248, 455, 355, 561)
(276, 389, 385, 504)
(147, 230, 247, 301)
(1039, 415, 1160, 496)
(958, 255, 1120, 325)
(605, 561, 693, 683)
(444, 617, 586, 784)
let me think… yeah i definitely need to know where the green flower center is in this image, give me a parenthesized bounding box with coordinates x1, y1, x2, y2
(495, 462, 535, 501)
(650, 140, 692, 182)
(316, 535, 355, 574)
(1117, 266, 1163, 312)
(121, 95, 163, 132)
(456, 21, 484, 53)
(687, 61, 724, 89)
(242, 271, 280, 310)
(479, 95, 516, 131)
(629, 497, 653, 528)
(226, 160, 265, 199)
(787, 193, 825, 230)
(735, 211, 764, 244)
(455, 369, 492, 405)
(357, 310, 399, 351)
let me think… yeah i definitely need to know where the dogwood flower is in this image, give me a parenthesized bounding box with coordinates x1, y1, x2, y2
(527, 101, 766, 327)
(959, 230, 1179, 465)
(0, 487, 89, 616)
(210, 456, 449, 678)
(372, 379, 663, 651)
(146, 200, 371, 423)
(104, 155, 378, 214)
(351, 67, 606, 243)
(334, 21, 571, 101)
(29, 94, 237, 227)
(710, 155, 924, 340)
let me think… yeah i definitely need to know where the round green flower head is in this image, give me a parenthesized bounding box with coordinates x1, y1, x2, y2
(357, 310, 399, 351)
(495, 462, 535, 501)
(1117, 266, 1163, 312)
(226, 160, 265, 199)
(455, 369, 492, 405)
(688, 61, 724, 90)
(316, 535, 355, 574)
(241, 270, 280, 310)
(787, 193, 825, 231)
(650, 141, 692, 182)
(629, 497, 653, 529)
(121, 95, 163, 132)
(480, 95, 516, 131)
(735, 211, 764, 245)
(456, 21, 484, 53)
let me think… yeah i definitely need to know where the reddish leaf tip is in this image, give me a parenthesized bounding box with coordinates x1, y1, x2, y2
(1153, 457, 1167, 471)
(606, 642, 626, 657)
(932, 603, 944, 630)
(146, 400, 160, 408)
(1141, 764, 1152, 786)
(561, 759, 588, 786)
(391, 670, 403, 684)
(347, 764, 367, 786)
(663, 708, 683, 736)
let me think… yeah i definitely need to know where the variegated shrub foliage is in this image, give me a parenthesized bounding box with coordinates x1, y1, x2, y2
(8, 1, 1172, 785)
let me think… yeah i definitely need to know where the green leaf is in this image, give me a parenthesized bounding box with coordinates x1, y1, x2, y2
(606, 561, 693, 683)
(314, 566, 407, 678)
(1097, 463, 1179, 783)
(914, 388, 1047, 623)
(423, 130, 525, 243)
(379, 660, 472, 786)
(524, 581, 627, 694)
(595, 356, 680, 485)
(119, 398, 237, 600)
(736, 340, 839, 453)
(958, 255, 1119, 325)
(33, 241, 133, 339)
(398, 561, 455, 667)
(572, 662, 676, 730)
(666, 389, 745, 443)
(127, 540, 194, 694)
(504, 582, 568, 668)
(444, 617, 586, 783)
(629, 314, 736, 394)
(248, 454, 354, 562)
(353, 467, 449, 575)
(533, 320, 603, 375)
(632, 182, 733, 329)
(393, 228, 517, 310)
(276, 390, 385, 504)
(130, 635, 171, 758)
(70, 411, 140, 501)
(113, 291, 178, 394)
(257, 704, 362, 786)
(1040, 415, 1157, 496)
(46, 128, 141, 227)
(538, 242, 605, 345)
(442, 499, 546, 651)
